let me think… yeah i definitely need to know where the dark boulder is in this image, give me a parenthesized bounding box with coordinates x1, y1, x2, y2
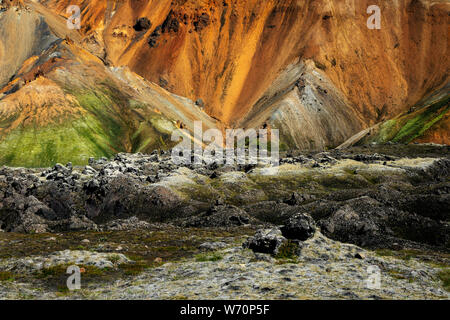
(134, 17, 152, 31)
(318, 196, 450, 248)
(0, 194, 50, 233)
(319, 197, 390, 247)
(243, 228, 287, 255)
(92, 176, 181, 222)
(280, 212, 316, 241)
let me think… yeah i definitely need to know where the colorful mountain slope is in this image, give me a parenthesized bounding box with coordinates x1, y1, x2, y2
(0, 0, 448, 167)
(340, 85, 450, 147)
(39, 0, 449, 126)
(0, 2, 218, 167)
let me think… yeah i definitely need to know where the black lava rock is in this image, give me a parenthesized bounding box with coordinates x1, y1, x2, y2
(134, 17, 152, 31)
(280, 212, 316, 241)
(243, 228, 287, 255)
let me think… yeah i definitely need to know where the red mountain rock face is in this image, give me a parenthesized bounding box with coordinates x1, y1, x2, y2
(0, 0, 448, 165)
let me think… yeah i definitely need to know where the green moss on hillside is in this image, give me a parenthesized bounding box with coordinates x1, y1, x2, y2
(0, 81, 178, 167)
(365, 95, 449, 145)
(0, 114, 116, 167)
(392, 97, 449, 143)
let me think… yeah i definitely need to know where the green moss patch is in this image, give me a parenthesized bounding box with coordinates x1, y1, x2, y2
(0, 271, 15, 282)
(0, 114, 117, 167)
(364, 95, 449, 145)
(195, 252, 223, 262)
(275, 240, 299, 262)
(0, 81, 179, 167)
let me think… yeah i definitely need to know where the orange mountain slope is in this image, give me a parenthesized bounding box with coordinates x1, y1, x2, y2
(39, 0, 449, 126)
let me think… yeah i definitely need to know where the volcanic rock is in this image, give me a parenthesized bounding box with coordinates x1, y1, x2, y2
(280, 213, 316, 241)
(243, 228, 287, 255)
(134, 17, 151, 31)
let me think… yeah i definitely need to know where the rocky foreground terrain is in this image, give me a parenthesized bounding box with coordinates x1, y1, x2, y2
(0, 144, 449, 299)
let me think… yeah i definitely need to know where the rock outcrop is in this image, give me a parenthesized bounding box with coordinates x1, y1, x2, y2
(280, 213, 316, 241)
(0, 145, 448, 253)
(243, 228, 287, 255)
